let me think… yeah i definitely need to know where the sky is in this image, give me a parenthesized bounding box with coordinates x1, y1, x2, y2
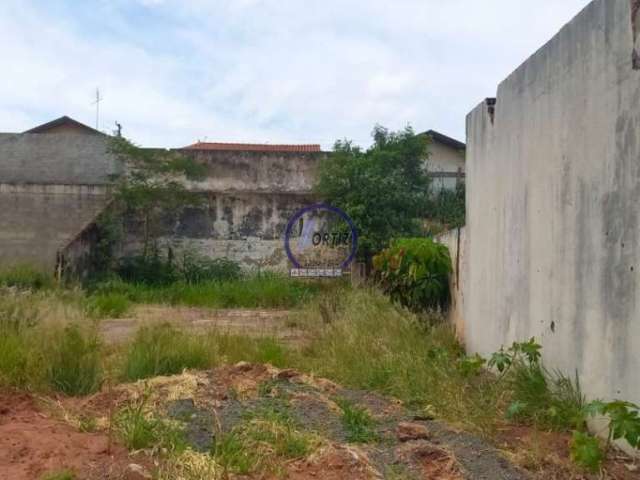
(0, 0, 592, 150)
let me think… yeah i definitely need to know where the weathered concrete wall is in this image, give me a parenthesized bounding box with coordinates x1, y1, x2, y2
(0, 184, 109, 269)
(465, 0, 640, 404)
(124, 191, 316, 270)
(0, 131, 324, 271)
(436, 227, 466, 341)
(0, 133, 119, 184)
(183, 149, 322, 193)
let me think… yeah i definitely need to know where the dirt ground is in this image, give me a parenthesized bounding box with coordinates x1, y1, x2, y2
(100, 306, 302, 344)
(0, 390, 149, 480)
(1, 363, 639, 479)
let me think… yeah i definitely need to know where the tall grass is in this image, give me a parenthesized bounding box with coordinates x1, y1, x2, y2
(289, 289, 506, 435)
(120, 323, 292, 381)
(0, 290, 102, 395)
(0, 264, 54, 290)
(121, 324, 213, 381)
(91, 273, 323, 311)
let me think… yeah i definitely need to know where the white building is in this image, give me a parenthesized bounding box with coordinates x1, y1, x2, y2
(423, 130, 465, 192)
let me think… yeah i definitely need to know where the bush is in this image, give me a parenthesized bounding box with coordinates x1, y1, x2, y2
(373, 238, 452, 311)
(121, 324, 212, 381)
(427, 182, 465, 229)
(117, 253, 180, 286)
(0, 265, 54, 290)
(116, 251, 243, 286)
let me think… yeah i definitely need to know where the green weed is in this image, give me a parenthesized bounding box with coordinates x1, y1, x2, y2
(213, 404, 317, 475)
(336, 398, 377, 443)
(116, 390, 186, 452)
(570, 431, 604, 473)
(40, 470, 76, 480)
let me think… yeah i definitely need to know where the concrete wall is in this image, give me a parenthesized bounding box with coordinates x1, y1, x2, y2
(124, 191, 316, 270)
(128, 149, 325, 270)
(0, 133, 118, 184)
(184, 149, 321, 193)
(436, 227, 466, 341)
(0, 130, 324, 271)
(465, 0, 640, 405)
(0, 184, 109, 269)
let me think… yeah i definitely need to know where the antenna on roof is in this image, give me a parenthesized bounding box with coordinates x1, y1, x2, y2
(92, 88, 102, 130)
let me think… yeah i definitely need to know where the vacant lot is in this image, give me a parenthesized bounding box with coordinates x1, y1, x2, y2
(0, 278, 637, 479)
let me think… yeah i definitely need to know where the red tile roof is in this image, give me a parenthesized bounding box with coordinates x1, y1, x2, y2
(183, 142, 322, 153)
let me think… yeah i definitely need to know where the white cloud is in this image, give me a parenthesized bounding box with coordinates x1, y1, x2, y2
(0, 0, 592, 149)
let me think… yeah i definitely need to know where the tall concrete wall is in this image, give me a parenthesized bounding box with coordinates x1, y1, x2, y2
(0, 132, 115, 270)
(0, 184, 109, 269)
(125, 149, 325, 269)
(0, 131, 324, 271)
(465, 0, 640, 404)
(0, 133, 118, 184)
(436, 227, 466, 341)
(124, 191, 316, 270)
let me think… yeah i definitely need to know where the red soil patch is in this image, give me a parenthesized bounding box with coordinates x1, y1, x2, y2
(497, 424, 640, 480)
(285, 445, 375, 480)
(0, 390, 147, 480)
(395, 441, 464, 480)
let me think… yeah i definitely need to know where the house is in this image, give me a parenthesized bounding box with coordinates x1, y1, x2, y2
(423, 129, 466, 192)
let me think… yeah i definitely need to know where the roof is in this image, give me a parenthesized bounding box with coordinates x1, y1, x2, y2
(424, 130, 465, 151)
(183, 142, 322, 153)
(24, 116, 103, 135)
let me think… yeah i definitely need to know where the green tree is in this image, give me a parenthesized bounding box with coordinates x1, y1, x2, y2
(428, 182, 466, 229)
(316, 125, 431, 261)
(96, 137, 207, 269)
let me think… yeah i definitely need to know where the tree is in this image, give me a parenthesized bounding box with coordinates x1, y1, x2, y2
(316, 125, 431, 262)
(427, 182, 466, 229)
(96, 137, 207, 269)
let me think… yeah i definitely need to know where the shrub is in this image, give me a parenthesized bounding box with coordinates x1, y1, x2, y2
(373, 238, 452, 311)
(117, 253, 180, 286)
(121, 324, 212, 381)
